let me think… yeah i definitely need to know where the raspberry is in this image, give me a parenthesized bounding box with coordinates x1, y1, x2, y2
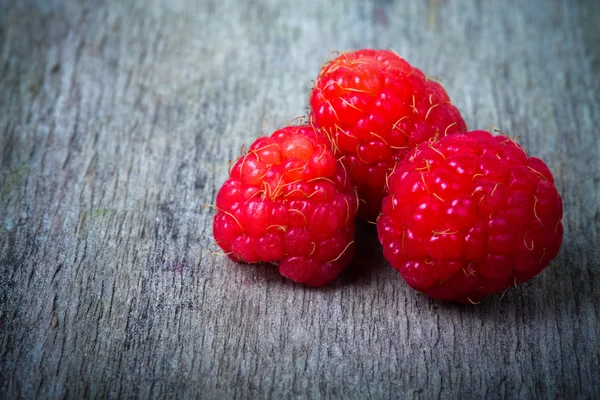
(310, 49, 467, 220)
(377, 131, 564, 303)
(213, 125, 357, 286)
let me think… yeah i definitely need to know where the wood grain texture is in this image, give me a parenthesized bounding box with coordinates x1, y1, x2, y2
(1, 0, 599, 398)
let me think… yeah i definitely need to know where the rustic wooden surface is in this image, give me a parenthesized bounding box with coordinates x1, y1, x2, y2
(1, 0, 599, 398)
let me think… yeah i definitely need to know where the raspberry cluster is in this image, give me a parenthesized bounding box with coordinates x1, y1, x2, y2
(212, 49, 563, 302)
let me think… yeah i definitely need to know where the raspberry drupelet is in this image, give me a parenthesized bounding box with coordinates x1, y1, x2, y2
(213, 125, 357, 286)
(310, 49, 467, 220)
(377, 130, 563, 303)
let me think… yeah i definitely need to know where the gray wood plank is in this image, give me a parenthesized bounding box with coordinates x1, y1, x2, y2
(0, 0, 598, 398)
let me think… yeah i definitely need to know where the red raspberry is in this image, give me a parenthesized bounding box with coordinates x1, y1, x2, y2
(377, 131, 564, 303)
(213, 125, 357, 286)
(310, 49, 467, 220)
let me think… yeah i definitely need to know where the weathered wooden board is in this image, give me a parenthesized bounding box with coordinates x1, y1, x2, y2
(1, 0, 599, 398)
